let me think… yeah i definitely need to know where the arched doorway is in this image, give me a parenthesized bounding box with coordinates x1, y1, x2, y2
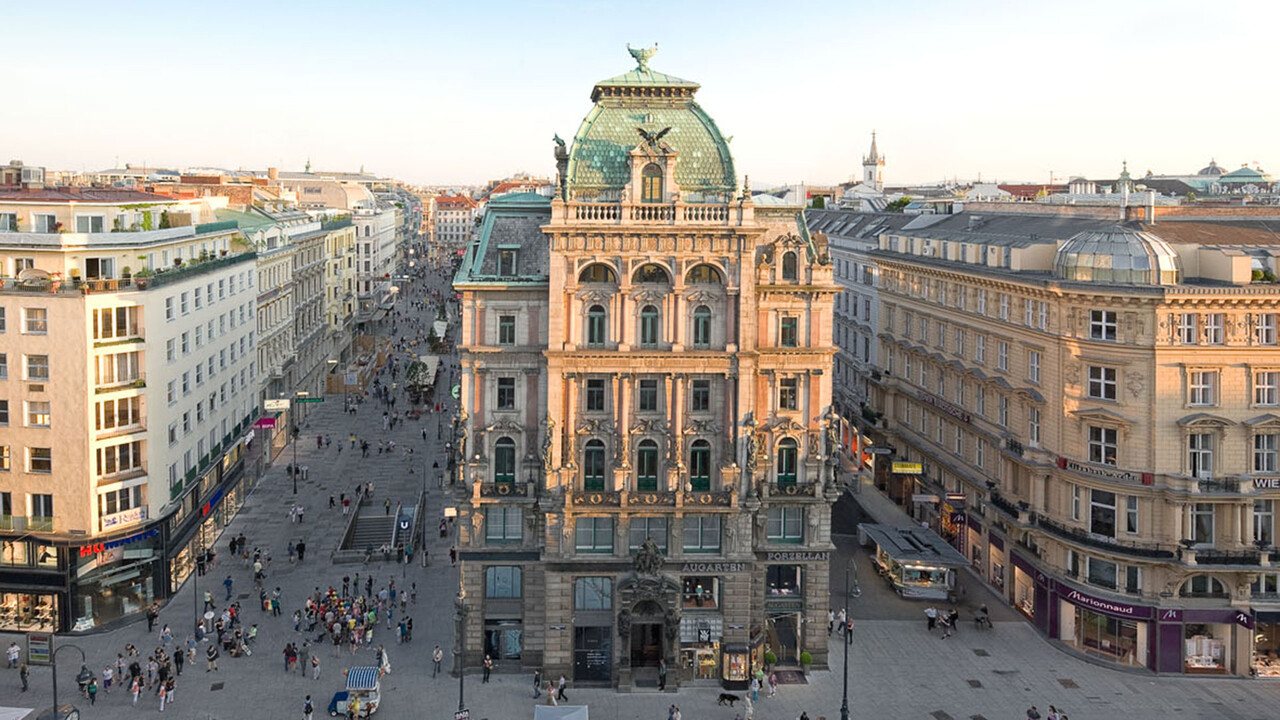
(630, 599, 665, 672)
(616, 571, 681, 690)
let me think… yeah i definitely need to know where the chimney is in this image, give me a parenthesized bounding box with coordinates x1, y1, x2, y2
(268, 167, 279, 182)
(1146, 190, 1156, 224)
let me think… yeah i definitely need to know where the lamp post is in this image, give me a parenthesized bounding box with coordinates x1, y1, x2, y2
(840, 558, 858, 720)
(290, 391, 310, 495)
(51, 641, 87, 714)
(454, 583, 467, 715)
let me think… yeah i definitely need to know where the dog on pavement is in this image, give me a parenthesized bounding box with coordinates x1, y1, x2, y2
(717, 693, 741, 706)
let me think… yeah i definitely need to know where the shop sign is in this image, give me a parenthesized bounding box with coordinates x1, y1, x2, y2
(866, 446, 893, 455)
(1057, 457, 1153, 485)
(253, 417, 276, 429)
(79, 527, 160, 558)
(27, 633, 51, 664)
(101, 506, 148, 530)
(264, 398, 290, 411)
(918, 390, 971, 424)
(1254, 478, 1280, 489)
(762, 551, 830, 562)
(201, 486, 225, 517)
(892, 462, 923, 475)
(764, 599, 804, 612)
(1159, 608, 1254, 628)
(913, 493, 939, 504)
(1054, 580, 1153, 619)
(682, 562, 746, 573)
(949, 512, 967, 525)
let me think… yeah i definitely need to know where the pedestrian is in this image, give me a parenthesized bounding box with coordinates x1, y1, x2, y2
(658, 658, 667, 690)
(1046, 707, 1060, 720)
(131, 676, 141, 704)
(297, 541, 307, 562)
(206, 644, 219, 672)
(329, 495, 336, 509)
(303, 694, 315, 720)
(174, 648, 184, 676)
(289, 541, 296, 563)
(385, 499, 392, 516)
(433, 645, 443, 678)
(204, 590, 215, 612)
(87, 678, 98, 705)
(224, 574, 234, 601)
(768, 671, 778, 697)
(533, 669, 542, 698)
(6, 642, 19, 668)
(837, 607, 847, 637)
(924, 605, 938, 632)
(557, 673, 567, 701)
(798, 713, 810, 720)
(312, 654, 321, 680)
(750, 676, 760, 702)
(546, 681, 558, 706)
(449, 546, 457, 566)
(940, 611, 954, 639)
(147, 603, 159, 632)
(19, 663, 28, 692)
(102, 664, 113, 693)
(298, 505, 305, 523)
(1026, 707, 1042, 719)
(948, 607, 960, 633)
(158, 681, 167, 712)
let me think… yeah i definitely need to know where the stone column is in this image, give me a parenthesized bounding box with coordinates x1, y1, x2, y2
(1242, 501, 1255, 545)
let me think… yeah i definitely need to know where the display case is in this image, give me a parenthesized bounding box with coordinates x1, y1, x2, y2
(721, 643, 750, 690)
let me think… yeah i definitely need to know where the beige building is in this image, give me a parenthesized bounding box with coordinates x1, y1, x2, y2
(859, 204, 1280, 677)
(453, 49, 840, 691)
(322, 217, 358, 375)
(0, 210, 257, 632)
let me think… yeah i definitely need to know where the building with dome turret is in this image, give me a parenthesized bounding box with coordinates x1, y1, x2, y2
(856, 205, 1280, 677)
(452, 47, 840, 690)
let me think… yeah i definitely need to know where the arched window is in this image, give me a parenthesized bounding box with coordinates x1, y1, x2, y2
(494, 437, 516, 485)
(782, 251, 798, 281)
(586, 305, 607, 346)
(640, 305, 661, 347)
(636, 440, 659, 491)
(1180, 575, 1228, 598)
(578, 264, 617, 283)
(692, 305, 712, 347)
(583, 439, 607, 491)
(633, 264, 670, 284)
(642, 163, 663, 203)
(776, 438, 798, 487)
(687, 264, 723, 284)
(364, 226, 370, 237)
(689, 440, 711, 491)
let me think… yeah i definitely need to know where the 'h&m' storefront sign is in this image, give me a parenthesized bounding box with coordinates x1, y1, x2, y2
(79, 527, 160, 558)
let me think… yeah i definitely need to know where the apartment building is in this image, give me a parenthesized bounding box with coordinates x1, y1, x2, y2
(454, 49, 840, 690)
(860, 206, 1280, 676)
(432, 194, 477, 251)
(0, 206, 257, 632)
(353, 206, 398, 318)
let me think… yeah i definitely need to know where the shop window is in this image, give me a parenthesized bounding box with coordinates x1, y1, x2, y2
(0, 591, 58, 631)
(683, 515, 721, 554)
(689, 440, 711, 491)
(583, 440, 607, 491)
(1071, 608, 1139, 666)
(775, 439, 798, 487)
(766, 565, 802, 597)
(493, 437, 516, 485)
(1184, 624, 1227, 673)
(485, 620, 523, 660)
(636, 440, 659, 491)
(574, 517, 614, 554)
(628, 516, 668, 553)
(484, 566, 522, 598)
(574, 577, 613, 610)
(766, 507, 803, 543)
(682, 576, 720, 610)
(484, 506, 522, 544)
(573, 626, 613, 683)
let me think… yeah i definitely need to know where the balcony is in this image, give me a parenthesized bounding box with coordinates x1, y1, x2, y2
(560, 200, 736, 227)
(572, 490, 621, 507)
(1194, 549, 1263, 566)
(27, 516, 54, 532)
(771, 482, 818, 498)
(95, 378, 145, 394)
(682, 490, 733, 507)
(1034, 515, 1176, 559)
(479, 482, 528, 498)
(1196, 478, 1241, 494)
(987, 492, 1025, 521)
(0, 515, 13, 531)
(626, 491, 677, 507)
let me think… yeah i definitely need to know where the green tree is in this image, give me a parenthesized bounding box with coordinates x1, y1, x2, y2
(810, 195, 826, 209)
(884, 196, 912, 213)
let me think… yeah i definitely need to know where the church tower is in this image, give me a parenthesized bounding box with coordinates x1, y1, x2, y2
(862, 131, 885, 192)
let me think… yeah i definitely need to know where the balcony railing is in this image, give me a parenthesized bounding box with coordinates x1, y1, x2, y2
(0, 515, 13, 531)
(1194, 549, 1262, 566)
(772, 482, 818, 497)
(683, 490, 733, 507)
(27, 516, 54, 532)
(480, 482, 528, 498)
(987, 492, 1024, 520)
(1034, 515, 1176, 559)
(1197, 478, 1241, 493)
(627, 491, 677, 507)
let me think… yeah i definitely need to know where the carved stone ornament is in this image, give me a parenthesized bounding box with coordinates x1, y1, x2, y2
(684, 419, 720, 435)
(617, 609, 632, 637)
(631, 418, 669, 436)
(771, 416, 806, 433)
(1127, 371, 1145, 399)
(632, 287, 667, 304)
(634, 537, 665, 575)
(686, 288, 720, 305)
(576, 417, 603, 434)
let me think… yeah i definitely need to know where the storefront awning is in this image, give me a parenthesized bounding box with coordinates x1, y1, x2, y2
(858, 523, 969, 568)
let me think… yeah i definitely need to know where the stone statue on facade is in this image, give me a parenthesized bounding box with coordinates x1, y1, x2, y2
(542, 414, 555, 471)
(617, 609, 632, 638)
(455, 409, 469, 466)
(743, 420, 758, 479)
(553, 135, 569, 201)
(627, 43, 658, 71)
(634, 537, 664, 575)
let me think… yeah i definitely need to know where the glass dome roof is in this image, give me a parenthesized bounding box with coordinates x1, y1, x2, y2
(1053, 226, 1182, 286)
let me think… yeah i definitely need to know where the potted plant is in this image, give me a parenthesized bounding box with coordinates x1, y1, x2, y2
(799, 651, 813, 673)
(69, 268, 81, 287)
(763, 650, 777, 670)
(174, 257, 183, 267)
(134, 267, 154, 289)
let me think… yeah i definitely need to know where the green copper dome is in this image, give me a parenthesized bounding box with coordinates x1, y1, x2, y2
(566, 47, 736, 199)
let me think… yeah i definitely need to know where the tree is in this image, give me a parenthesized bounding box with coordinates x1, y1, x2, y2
(810, 195, 826, 209)
(884, 196, 912, 213)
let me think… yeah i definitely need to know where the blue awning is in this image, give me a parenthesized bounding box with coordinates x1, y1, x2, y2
(346, 666, 381, 690)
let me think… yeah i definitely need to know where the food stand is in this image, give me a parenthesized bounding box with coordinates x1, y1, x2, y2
(858, 523, 968, 600)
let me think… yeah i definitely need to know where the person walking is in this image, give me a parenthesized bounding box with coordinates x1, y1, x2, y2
(658, 658, 667, 690)
(432, 645, 443, 678)
(6, 642, 19, 668)
(837, 607, 847, 638)
(19, 663, 28, 692)
(224, 574, 234, 601)
(1026, 706, 1042, 719)
(174, 648, 184, 676)
(297, 541, 307, 562)
(449, 546, 457, 567)
(557, 673, 567, 701)
(206, 644, 219, 672)
(303, 695, 315, 720)
(533, 669, 542, 698)
(828, 608, 835, 636)
(87, 678, 98, 705)
(482, 654, 492, 683)
(158, 681, 168, 712)
(750, 676, 760, 702)
(925, 606, 938, 632)
(312, 654, 321, 680)
(131, 676, 141, 705)
(146, 603, 159, 632)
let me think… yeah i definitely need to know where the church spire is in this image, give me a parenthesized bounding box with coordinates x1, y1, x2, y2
(867, 131, 880, 163)
(862, 131, 885, 192)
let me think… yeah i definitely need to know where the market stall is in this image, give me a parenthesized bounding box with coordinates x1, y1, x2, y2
(858, 523, 968, 600)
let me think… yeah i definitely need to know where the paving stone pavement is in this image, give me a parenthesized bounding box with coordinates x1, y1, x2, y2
(3, 268, 1280, 718)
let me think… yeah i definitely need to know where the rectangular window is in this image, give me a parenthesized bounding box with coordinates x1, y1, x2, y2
(484, 566, 522, 598)
(1189, 370, 1217, 407)
(166, 339, 176, 363)
(0, 400, 7, 426)
(1028, 350, 1041, 383)
(691, 379, 710, 412)
(1126, 496, 1139, 535)
(1205, 313, 1224, 344)
(1090, 310, 1117, 341)
(1257, 314, 1278, 345)
(25, 401, 50, 427)
(165, 297, 175, 321)
(498, 315, 516, 345)
(180, 292, 189, 315)
(496, 377, 516, 410)
(1028, 407, 1041, 446)
(1125, 566, 1141, 594)
(1188, 433, 1214, 478)
(28, 447, 52, 473)
(954, 328, 964, 356)
(977, 290, 987, 315)
(1024, 298, 1034, 326)
(30, 493, 53, 519)
(1256, 371, 1280, 406)
(1090, 488, 1117, 537)
(585, 378, 606, 412)
(497, 249, 517, 276)
(574, 577, 612, 610)
(779, 377, 798, 411)
(975, 335, 986, 364)
(638, 379, 658, 412)
(1038, 302, 1048, 330)
(484, 506, 523, 543)
(1087, 557, 1118, 590)
(1071, 484, 1081, 521)
(780, 316, 798, 347)
(574, 517, 615, 553)
(975, 438, 985, 469)
(999, 294, 1010, 321)
(1255, 499, 1274, 546)
(954, 425, 964, 454)
(1192, 503, 1214, 545)
(1088, 366, 1117, 400)
(997, 341, 1008, 371)
(1177, 313, 1197, 344)
(998, 395, 1008, 427)
(766, 507, 804, 543)
(1088, 426, 1118, 465)
(0, 353, 7, 379)
(628, 516, 668, 553)
(25, 354, 49, 381)
(23, 308, 48, 334)
(1254, 434, 1278, 473)
(682, 515, 721, 553)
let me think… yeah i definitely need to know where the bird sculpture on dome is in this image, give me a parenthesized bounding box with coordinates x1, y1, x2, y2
(627, 43, 658, 71)
(636, 126, 673, 148)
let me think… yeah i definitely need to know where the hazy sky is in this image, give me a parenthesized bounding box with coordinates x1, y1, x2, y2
(6, 0, 1276, 187)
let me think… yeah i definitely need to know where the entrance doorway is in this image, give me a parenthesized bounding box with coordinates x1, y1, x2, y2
(631, 623, 662, 667)
(767, 613, 799, 664)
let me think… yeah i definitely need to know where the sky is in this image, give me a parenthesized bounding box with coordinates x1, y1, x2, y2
(4, 0, 1278, 187)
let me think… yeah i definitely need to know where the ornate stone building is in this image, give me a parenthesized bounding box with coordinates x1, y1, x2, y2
(452, 48, 840, 689)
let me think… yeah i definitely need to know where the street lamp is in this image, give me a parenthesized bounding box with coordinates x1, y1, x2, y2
(290, 391, 310, 495)
(454, 583, 467, 715)
(51, 641, 87, 714)
(840, 558, 860, 720)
